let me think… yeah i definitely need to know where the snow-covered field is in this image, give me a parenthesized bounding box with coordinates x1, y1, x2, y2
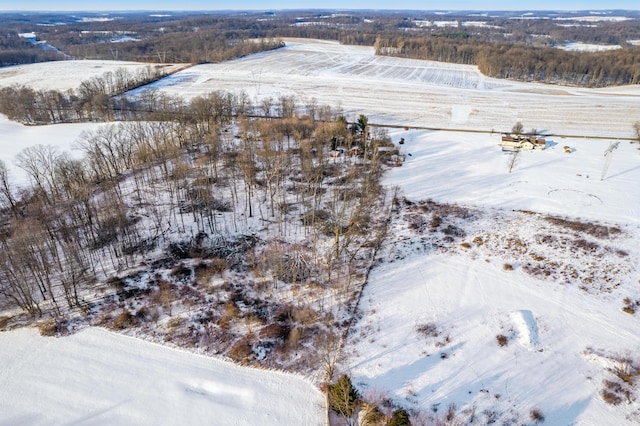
(0, 61, 183, 92)
(345, 253, 639, 424)
(554, 15, 633, 23)
(341, 129, 640, 424)
(133, 38, 640, 138)
(0, 114, 103, 184)
(1, 39, 640, 424)
(0, 327, 325, 426)
(558, 42, 622, 52)
(383, 130, 640, 225)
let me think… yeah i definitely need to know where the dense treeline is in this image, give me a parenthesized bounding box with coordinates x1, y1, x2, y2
(0, 65, 167, 124)
(374, 35, 640, 87)
(477, 44, 640, 86)
(494, 17, 640, 46)
(65, 34, 284, 64)
(0, 12, 285, 65)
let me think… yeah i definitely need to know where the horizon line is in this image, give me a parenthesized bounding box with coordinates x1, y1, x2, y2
(1, 8, 639, 13)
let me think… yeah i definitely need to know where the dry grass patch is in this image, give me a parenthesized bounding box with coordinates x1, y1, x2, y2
(37, 318, 60, 336)
(528, 252, 545, 262)
(601, 388, 624, 405)
(472, 236, 484, 246)
(0, 316, 11, 331)
(219, 301, 240, 329)
(228, 336, 254, 364)
(286, 327, 302, 351)
(110, 310, 139, 330)
(259, 322, 290, 340)
(416, 322, 440, 338)
(529, 407, 545, 423)
(622, 298, 639, 315)
(496, 334, 509, 347)
(194, 260, 226, 285)
(544, 215, 621, 238)
(292, 306, 318, 325)
(165, 316, 186, 333)
(588, 350, 640, 405)
(610, 357, 639, 385)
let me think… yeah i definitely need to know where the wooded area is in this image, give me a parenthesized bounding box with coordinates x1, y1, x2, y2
(0, 32, 65, 66)
(2, 10, 640, 86)
(374, 35, 640, 87)
(0, 12, 285, 65)
(0, 75, 394, 372)
(0, 65, 167, 123)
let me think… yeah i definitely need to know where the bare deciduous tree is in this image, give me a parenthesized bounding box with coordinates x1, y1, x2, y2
(512, 121, 524, 136)
(0, 160, 20, 218)
(260, 96, 274, 118)
(15, 144, 61, 203)
(279, 95, 297, 118)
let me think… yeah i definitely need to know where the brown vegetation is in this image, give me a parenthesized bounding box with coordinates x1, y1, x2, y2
(622, 298, 639, 315)
(584, 349, 640, 406)
(496, 334, 509, 347)
(543, 215, 621, 238)
(392, 196, 631, 294)
(529, 407, 545, 423)
(0, 93, 390, 377)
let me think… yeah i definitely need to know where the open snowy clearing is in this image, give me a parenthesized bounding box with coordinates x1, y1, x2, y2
(554, 16, 633, 23)
(558, 42, 622, 52)
(383, 129, 640, 225)
(0, 114, 104, 184)
(344, 253, 640, 425)
(133, 38, 640, 138)
(0, 327, 325, 426)
(0, 61, 184, 92)
(338, 129, 640, 423)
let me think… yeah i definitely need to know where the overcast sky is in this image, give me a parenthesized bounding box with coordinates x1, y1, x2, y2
(0, 1, 638, 12)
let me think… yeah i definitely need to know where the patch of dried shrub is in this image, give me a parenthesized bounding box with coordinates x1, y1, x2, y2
(544, 216, 621, 238)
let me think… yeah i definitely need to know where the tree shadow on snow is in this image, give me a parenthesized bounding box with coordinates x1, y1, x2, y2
(373, 342, 466, 392)
(606, 164, 640, 180)
(543, 396, 592, 425)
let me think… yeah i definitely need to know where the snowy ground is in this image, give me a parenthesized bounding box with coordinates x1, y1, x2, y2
(340, 130, 640, 423)
(383, 130, 640, 225)
(558, 42, 622, 52)
(0, 61, 184, 92)
(0, 114, 104, 184)
(0, 327, 325, 426)
(132, 38, 640, 138)
(345, 252, 639, 424)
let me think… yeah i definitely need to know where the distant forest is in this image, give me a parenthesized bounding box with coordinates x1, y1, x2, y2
(374, 36, 640, 86)
(1, 10, 640, 87)
(0, 32, 64, 66)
